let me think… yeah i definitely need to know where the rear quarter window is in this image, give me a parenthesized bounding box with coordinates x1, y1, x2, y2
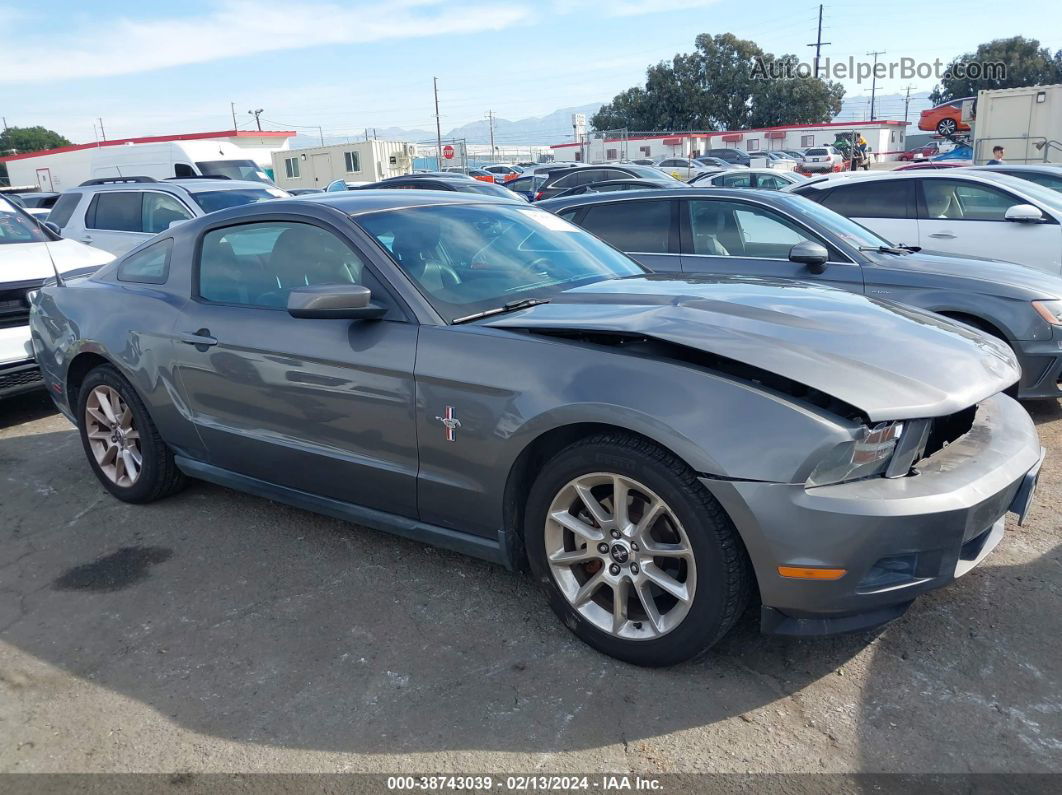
(117, 238, 172, 284)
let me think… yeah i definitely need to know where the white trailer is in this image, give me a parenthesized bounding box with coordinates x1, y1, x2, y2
(973, 84, 1062, 164)
(2, 139, 276, 192)
(272, 141, 415, 190)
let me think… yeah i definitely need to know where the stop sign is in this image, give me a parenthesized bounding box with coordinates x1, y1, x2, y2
(442, 144, 455, 160)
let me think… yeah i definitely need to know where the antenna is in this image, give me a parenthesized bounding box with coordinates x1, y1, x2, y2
(42, 237, 66, 287)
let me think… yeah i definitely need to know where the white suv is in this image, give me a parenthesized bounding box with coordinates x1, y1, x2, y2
(48, 177, 289, 256)
(1, 195, 113, 398)
(802, 146, 843, 172)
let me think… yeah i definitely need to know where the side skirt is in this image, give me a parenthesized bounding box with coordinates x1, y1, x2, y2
(174, 456, 511, 567)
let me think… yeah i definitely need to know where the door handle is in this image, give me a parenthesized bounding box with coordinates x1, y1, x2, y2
(179, 330, 218, 347)
(928, 232, 956, 239)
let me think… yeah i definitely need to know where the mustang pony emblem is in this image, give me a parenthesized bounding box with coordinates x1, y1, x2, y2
(435, 406, 461, 442)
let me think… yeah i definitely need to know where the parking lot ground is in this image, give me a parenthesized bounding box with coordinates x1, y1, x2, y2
(0, 390, 1059, 776)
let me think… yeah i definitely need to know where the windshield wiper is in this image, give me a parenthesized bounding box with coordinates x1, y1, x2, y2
(452, 298, 551, 325)
(858, 244, 920, 255)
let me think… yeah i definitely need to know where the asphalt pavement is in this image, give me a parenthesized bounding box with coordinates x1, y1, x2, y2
(1, 390, 1059, 776)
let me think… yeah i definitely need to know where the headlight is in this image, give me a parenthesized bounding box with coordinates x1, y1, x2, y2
(1032, 300, 1062, 326)
(807, 422, 904, 487)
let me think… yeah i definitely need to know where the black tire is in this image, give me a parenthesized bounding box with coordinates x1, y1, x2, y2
(76, 364, 186, 503)
(525, 433, 752, 667)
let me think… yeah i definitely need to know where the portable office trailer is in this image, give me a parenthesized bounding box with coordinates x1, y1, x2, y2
(272, 141, 415, 190)
(973, 84, 1062, 164)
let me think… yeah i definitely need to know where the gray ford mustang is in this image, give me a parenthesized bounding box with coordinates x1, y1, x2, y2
(30, 190, 1044, 666)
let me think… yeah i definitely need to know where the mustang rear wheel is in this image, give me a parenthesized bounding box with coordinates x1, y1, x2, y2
(526, 433, 751, 666)
(77, 365, 185, 503)
(936, 118, 957, 136)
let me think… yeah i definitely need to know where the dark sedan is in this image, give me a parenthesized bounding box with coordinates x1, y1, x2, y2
(535, 164, 676, 201)
(353, 174, 524, 200)
(30, 191, 1041, 666)
(552, 179, 672, 198)
(540, 187, 1062, 400)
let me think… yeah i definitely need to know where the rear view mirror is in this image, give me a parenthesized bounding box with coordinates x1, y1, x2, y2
(789, 241, 829, 274)
(1004, 204, 1044, 223)
(287, 284, 386, 320)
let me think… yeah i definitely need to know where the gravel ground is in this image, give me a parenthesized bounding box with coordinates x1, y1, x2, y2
(0, 390, 1059, 776)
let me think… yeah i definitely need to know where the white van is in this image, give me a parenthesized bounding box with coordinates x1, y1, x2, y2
(5, 141, 274, 192)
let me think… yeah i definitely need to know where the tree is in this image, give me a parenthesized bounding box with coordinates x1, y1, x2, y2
(590, 33, 845, 132)
(0, 126, 72, 156)
(929, 37, 1062, 104)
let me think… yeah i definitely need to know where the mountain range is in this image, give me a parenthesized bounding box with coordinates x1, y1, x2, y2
(288, 92, 935, 150)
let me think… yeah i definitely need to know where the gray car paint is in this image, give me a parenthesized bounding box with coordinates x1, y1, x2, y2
(29, 191, 1043, 636)
(539, 188, 1062, 399)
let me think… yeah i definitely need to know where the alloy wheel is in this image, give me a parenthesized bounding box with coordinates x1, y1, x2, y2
(938, 118, 956, 136)
(84, 385, 142, 488)
(544, 473, 696, 640)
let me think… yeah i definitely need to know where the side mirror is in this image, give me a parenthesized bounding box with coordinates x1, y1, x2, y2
(789, 241, 829, 274)
(287, 284, 386, 320)
(43, 221, 62, 237)
(1004, 204, 1044, 223)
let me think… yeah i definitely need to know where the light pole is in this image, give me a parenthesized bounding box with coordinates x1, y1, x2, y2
(248, 109, 263, 131)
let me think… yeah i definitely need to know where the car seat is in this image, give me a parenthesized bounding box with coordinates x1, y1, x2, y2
(389, 221, 462, 294)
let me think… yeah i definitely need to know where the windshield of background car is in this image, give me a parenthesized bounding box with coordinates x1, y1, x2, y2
(620, 164, 679, 182)
(0, 196, 48, 244)
(986, 174, 1062, 213)
(356, 203, 645, 322)
(191, 187, 289, 213)
(779, 194, 894, 249)
(195, 159, 273, 183)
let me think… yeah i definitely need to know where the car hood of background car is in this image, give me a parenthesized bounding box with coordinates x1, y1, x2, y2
(484, 275, 1018, 422)
(3, 238, 114, 283)
(864, 249, 1062, 297)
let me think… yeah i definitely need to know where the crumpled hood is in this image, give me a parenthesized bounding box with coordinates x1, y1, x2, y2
(2, 239, 114, 283)
(484, 276, 1019, 421)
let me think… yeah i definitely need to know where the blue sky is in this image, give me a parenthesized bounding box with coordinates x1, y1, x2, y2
(2, 0, 1060, 144)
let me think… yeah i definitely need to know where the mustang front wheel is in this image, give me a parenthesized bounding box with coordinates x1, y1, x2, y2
(526, 433, 751, 666)
(77, 365, 186, 503)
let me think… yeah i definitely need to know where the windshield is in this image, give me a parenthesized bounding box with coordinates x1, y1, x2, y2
(992, 173, 1062, 212)
(191, 187, 289, 213)
(621, 164, 679, 182)
(356, 203, 644, 322)
(0, 196, 48, 244)
(195, 159, 273, 184)
(779, 194, 894, 249)
(1014, 171, 1062, 193)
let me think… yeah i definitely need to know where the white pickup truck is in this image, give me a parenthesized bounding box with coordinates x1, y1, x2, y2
(1, 195, 113, 398)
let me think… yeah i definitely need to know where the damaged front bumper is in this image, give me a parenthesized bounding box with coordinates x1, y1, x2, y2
(702, 393, 1043, 636)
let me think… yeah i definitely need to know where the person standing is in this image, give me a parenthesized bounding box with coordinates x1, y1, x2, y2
(987, 146, 1005, 165)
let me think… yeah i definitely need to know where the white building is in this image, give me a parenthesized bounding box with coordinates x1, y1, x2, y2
(0, 129, 295, 191)
(551, 120, 908, 163)
(272, 141, 417, 190)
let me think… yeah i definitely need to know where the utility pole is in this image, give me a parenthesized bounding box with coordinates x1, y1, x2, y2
(97, 117, 106, 140)
(485, 110, 496, 158)
(2, 117, 7, 131)
(806, 4, 831, 78)
(433, 77, 443, 170)
(230, 102, 237, 130)
(317, 126, 324, 146)
(901, 84, 916, 125)
(248, 108, 263, 131)
(866, 50, 885, 120)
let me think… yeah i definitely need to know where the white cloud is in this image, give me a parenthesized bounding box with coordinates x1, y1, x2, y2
(549, 0, 722, 16)
(1, 0, 531, 83)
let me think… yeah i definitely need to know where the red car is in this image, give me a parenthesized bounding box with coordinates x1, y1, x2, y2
(898, 141, 945, 161)
(918, 98, 973, 137)
(893, 161, 968, 171)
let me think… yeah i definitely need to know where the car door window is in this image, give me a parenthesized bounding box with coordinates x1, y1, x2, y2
(198, 221, 386, 311)
(686, 200, 822, 259)
(819, 180, 913, 218)
(721, 172, 752, 188)
(142, 192, 193, 234)
(118, 238, 172, 284)
(88, 192, 142, 232)
(46, 193, 81, 228)
(579, 199, 671, 253)
(756, 174, 790, 190)
(550, 172, 580, 189)
(922, 179, 1020, 220)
